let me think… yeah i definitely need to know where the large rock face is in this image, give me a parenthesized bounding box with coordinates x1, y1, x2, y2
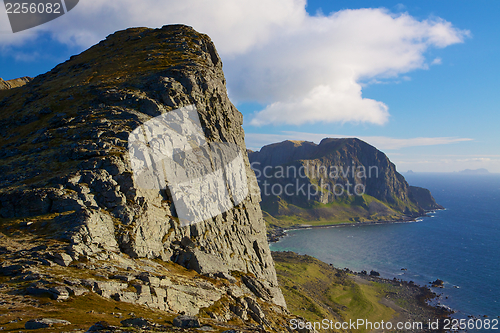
(249, 139, 440, 223)
(409, 186, 444, 211)
(0, 25, 284, 308)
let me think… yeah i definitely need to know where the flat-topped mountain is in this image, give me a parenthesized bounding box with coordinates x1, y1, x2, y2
(249, 139, 442, 226)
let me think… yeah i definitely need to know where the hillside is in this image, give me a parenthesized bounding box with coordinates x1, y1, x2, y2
(249, 139, 442, 228)
(0, 24, 447, 332)
(0, 24, 295, 332)
(273, 252, 451, 333)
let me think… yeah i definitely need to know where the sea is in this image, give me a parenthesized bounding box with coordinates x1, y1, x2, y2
(270, 173, 500, 327)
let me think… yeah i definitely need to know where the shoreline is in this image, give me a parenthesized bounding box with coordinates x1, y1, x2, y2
(269, 211, 455, 331)
(267, 210, 443, 243)
(272, 251, 453, 332)
(350, 269, 453, 332)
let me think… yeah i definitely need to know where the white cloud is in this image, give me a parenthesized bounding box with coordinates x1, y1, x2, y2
(0, 1, 469, 126)
(392, 155, 500, 173)
(248, 85, 389, 126)
(244, 131, 473, 151)
(0, 0, 307, 54)
(227, 9, 469, 126)
(431, 57, 443, 65)
(456, 157, 491, 162)
(394, 4, 407, 12)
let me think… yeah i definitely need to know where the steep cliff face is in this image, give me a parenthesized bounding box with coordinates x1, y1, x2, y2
(0, 24, 284, 311)
(249, 139, 439, 224)
(409, 186, 444, 211)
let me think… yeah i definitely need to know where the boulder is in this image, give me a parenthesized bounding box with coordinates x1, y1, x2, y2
(431, 279, 444, 287)
(120, 317, 156, 329)
(25, 318, 70, 329)
(86, 321, 119, 332)
(173, 315, 200, 328)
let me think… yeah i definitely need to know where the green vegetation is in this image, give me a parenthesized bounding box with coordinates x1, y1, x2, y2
(264, 193, 403, 230)
(273, 252, 418, 333)
(273, 252, 446, 333)
(0, 292, 178, 332)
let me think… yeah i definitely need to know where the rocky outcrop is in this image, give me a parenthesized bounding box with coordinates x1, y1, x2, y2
(409, 186, 444, 211)
(0, 76, 32, 90)
(0, 23, 285, 318)
(249, 139, 440, 222)
(0, 235, 297, 331)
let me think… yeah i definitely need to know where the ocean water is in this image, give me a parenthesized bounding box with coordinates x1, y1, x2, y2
(270, 173, 500, 321)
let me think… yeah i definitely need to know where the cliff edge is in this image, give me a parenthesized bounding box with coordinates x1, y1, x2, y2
(0, 25, 287, 328)
(249, 139, 441, 227)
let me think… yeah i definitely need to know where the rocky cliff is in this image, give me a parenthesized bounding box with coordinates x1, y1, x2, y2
(409, 186, 444, 211)
(0, 25, 292, 331)
(0, 76, 32, 90)
(249, 139, 440, 225)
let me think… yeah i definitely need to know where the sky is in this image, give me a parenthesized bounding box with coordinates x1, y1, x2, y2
(1, 0, 499, 173)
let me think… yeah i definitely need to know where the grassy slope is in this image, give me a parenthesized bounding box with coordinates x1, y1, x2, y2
(273, 252, 405, 333)
(0, 292, 179, 332)
(264, 194, 404, 229)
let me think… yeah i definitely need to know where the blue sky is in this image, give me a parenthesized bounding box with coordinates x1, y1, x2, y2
(1, 1, 499, 172)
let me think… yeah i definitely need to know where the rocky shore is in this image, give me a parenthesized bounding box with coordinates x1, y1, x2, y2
(350, 271, 453, 331)
(273, 251, 453, 333)
(267, 212, 438, 243)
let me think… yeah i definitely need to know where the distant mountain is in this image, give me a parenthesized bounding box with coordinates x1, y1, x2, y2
(459, 168, 490, 174)
(249, 139, 442, 227)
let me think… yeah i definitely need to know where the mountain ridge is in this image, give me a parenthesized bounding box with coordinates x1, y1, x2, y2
(0, 25, 448, 332)
(0, 25, 298, 331)
(249, 138, 442, 228)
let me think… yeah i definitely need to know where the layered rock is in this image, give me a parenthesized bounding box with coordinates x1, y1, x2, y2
(0, 233, 296, 331)
(0, 24, 284, 311)
(249, 139, 440, 222)
(0, 76, 32, 90)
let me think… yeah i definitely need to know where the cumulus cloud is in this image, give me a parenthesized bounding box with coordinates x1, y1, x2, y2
(225, 9, 469, 126)
(244, 131, 473, 151)
(248, 85, 389, 126)
(0, 0, 307, 54)
(0, 1, 469, 125)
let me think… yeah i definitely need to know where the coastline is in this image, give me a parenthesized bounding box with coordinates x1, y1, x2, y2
(351, 270, 453, 332)
(269, 212, 454, 331)
(267, 210, 443, 243)
(268, 218, 417, 243)
(272, 251, 452, 333)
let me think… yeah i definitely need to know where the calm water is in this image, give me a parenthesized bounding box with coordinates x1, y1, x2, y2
(270, 173, 500, 320)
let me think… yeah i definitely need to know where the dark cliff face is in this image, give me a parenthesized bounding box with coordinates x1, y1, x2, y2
(409, 186, 444, 210)
(0, 25, 284, 307)
(249, 138, 439, 223)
